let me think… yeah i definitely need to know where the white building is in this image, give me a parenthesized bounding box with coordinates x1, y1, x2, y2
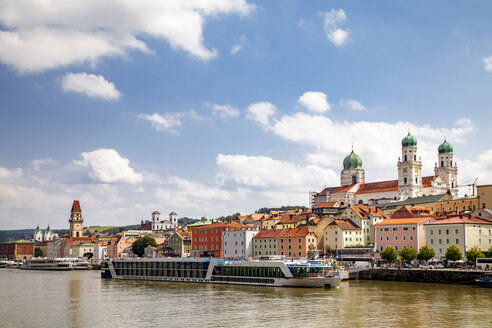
(222, 229, 259, 259)
(151, 211, 178, 231)
(33, 225, 57, 242)
(424, 216, 492, 260)
(312, 133, 459, 207)
(92, 244, 108, 264)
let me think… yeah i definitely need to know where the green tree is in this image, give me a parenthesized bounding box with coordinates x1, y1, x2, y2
(486, 246, 492, 258)
(445, 244, 462, 262)
(400, 247, 418, 262)
(132, 236, 157, 257)
(466, 246, 484, 265)
(307, 243, 316, 258)
(83, 252, 93, 260)
(417, 246, 435, 262)
(381, 246, 398, 262)
(34, 247, 43, 257)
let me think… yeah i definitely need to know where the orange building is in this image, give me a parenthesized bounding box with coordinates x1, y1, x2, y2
(278, 227, 318, 258)
(0, 240, 35, 260)
(191, 221, 247, 257)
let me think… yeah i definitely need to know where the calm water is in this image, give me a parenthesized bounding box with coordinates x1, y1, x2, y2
(1, 269, 491, 328)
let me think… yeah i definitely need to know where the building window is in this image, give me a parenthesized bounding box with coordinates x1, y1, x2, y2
(456, 239, 459, 244)
(404, 177, 407, 184)
(392, 227, 397, 231)
(455, 229, 459, 234)
(430, 230, 433, 235)
(439, 239, 442, 244)
(430, 239, 433, 245)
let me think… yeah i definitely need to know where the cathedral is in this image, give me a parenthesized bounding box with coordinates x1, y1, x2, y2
(312, 132, 458, 207)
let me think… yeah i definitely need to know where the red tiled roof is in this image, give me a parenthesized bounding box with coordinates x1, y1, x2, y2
(314, 201, 338, 209)
(317, 184, 356, 196)
(253, 229, 284, 239)
(279, 227, 313, 237)
(375, 217, 432, 226)
(424, 216, 492, 225)
(177, 230, 191, 240)
(328, 219, 360, 230)
(346, 205, 390, 219)
(196, 221, 248, 230)
(356, 180, 398, 194)
(71, 200, 81, 212)
(139, 222, 152, 230)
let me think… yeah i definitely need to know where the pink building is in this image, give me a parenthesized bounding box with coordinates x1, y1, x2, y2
(375, 217, 432, 252)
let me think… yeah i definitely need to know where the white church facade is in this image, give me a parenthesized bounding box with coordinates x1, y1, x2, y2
(150, 211, 179, 232)
(312, 132, 458, 207)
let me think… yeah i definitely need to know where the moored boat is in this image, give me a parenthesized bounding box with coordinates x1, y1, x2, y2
(21, 258, 74, 271)
(475, 272, 492, 288)
(101, 258, 343, 288)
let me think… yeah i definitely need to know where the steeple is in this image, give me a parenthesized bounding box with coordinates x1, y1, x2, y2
(398, 131, 422, 199)
(340, 147, 365, 187)
(69, 200, 83, 238)
(435, 137, 458, 196)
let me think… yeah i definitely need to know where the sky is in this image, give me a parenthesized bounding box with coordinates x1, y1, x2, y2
(1, 0, 492, 230)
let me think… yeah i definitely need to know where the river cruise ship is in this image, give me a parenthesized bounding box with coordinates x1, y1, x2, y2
(21, 258, 74, 270)
(101, 258, 342, 288)
(20, 258, 92, 271)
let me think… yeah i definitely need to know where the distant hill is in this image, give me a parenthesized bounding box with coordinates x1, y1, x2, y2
(255, 206, 308, 214)
(0, 229, 68, 242)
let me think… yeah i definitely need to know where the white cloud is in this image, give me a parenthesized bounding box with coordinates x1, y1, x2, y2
(340, 99, 367, 111)
(216, 154, 338, 189)
(460, 149, 492, 186)
(230, 44, 243, 54)
(230, 34, 247, 55)
(74, 149, 143, 184)
(62, 72, 121, 100)
(322, 9, 349, 47)
(209, 103, 240, 119)
(138, 110, 201, 133)
(246, 101, 277, 127)
(0, 0, 255, 73)
(32, 158, 56, 171)
(246, 107, 474, 181)
(0, 167, 23, 180)
(484, 56, 492, 73)
(298, 91, 331, 113)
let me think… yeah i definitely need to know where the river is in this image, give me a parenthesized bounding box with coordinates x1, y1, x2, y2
(0, 269, 490, 328)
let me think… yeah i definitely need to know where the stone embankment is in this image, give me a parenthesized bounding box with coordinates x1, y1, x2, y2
(352, 268, 485, 285)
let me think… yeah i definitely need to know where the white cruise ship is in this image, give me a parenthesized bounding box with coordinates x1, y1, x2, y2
(101, 258, 342, 288)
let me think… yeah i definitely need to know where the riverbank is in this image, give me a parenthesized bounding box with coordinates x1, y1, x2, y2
(353, 268, 485, 285)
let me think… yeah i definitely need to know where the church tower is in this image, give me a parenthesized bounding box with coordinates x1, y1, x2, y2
(340, 147, 365, 186)
(434, 138, 458, 196)
(398, 131, 423, 200)
(169, 212, 178, 227)
(69, 200, 83, 238)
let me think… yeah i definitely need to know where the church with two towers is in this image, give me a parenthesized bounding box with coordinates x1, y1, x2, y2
(312, 132, 458, 207)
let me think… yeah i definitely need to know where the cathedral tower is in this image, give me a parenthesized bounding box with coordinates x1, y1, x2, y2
(434, 138, 458, 196)
(340, 147, 365, 186)
(398, 132, 423, 199)
(69, 200, 83, 238)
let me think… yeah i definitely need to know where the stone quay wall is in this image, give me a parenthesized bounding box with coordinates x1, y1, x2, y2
(353, 268, 485, 285)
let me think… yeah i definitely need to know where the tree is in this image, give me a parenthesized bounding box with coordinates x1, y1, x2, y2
(132, 236, 157, 257)
(34, 247, 43, 257)
(307, 243, 316, 258)
(417, 246, 435, 262)
(466, 246, 484, 265)
(400, 247, 417, 262)
(486, 246, 492, 258)
(445, 244, 462, 262)
(83, 252, 93, 260)
(381, 246, 398, 262)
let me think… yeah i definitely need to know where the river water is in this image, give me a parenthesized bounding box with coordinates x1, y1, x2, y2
(1, 269, 491, 328)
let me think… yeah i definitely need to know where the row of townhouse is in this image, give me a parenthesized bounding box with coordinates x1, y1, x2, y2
(374, 205, 492, 260)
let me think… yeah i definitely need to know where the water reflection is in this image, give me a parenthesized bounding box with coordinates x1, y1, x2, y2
(1, 270, 491, 328)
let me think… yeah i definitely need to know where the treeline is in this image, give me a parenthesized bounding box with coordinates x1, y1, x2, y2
(255, 206, 308, 214)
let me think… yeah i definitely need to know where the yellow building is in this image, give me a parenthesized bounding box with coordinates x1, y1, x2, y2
(477, 184, 492, 209)
(430, 196, 478, 215)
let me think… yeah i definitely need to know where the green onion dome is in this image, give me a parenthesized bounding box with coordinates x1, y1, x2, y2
(402, 132, 417, 148)
(343, 150, 363, 170)
(438, 139, 453, 154)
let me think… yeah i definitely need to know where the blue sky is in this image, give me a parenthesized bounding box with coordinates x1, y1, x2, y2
(1, 0, 492, 229)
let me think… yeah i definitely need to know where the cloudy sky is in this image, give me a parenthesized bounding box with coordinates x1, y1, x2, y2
(1, 1, 492, 229)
